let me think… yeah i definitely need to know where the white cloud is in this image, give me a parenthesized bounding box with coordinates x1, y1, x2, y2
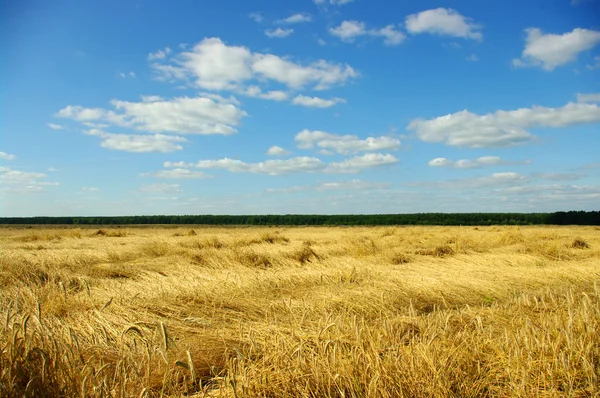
(248, 12, 264, 23)
(405, 8, 483, 40)
(466, 54, 479, 62)
(84, 129, 187, 153)
(531, 172, 584, 181)
(292, 95, 346, 108)
(57, 95, 246, 135)
(265, 28, 294, 38)
(267, 146, 291, 156)
(164, 153, 398, 176)
(56, 105, 117, 123)
(279, 13, 312, 24)
(496, 184, 600, 202)
(577, 92, 600, 103)
(408, 100, 600, 148)
(587, 56, 600, 70)
(329, 21, 405, 45)
(82, 187, 100, 191)
(325, 153, 399, 173)
(295, 129, 401, 154)
(242, 86, 289, 101)
(251, 53, 357, 91)
(148, 47, 172, 61)
(0, 152, 16, 160)
(139, 183, 182, 194)
(330, 21, 366, 42)
(47, 123, 64, 130)
(152, 38, 357, 92)
(314, 0, 354, 5)
(119, 71, 136, 78)
(112, 96, 245, 135)
(193, 157, 326, 175)
(408, 172, 529, 189)
(164, 38, 253, 90)
(0, 167, 59, 193)
(428, 156, 531, 169)
(369, 25, 406, 46)
(267, 179, 390, 193)
(141, 95, 164, 103)
(513, 28, 600, 71)
(579, 162, 600, 170)
(142, 168, 211, 179)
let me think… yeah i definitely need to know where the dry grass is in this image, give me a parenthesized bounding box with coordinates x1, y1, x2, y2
(1, 225, 599, 397)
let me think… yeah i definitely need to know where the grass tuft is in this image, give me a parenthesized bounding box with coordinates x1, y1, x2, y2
(570, 237, 590, 249)
(288, 244, 320, 264)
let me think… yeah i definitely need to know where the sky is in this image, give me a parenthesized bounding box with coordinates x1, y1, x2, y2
(1, 0, 599, 216)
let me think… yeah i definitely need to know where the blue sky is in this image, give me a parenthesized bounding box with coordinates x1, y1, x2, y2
(1, 0, 599, 216)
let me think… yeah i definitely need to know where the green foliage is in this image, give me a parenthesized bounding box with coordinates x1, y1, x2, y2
(0, 211, 599, 226)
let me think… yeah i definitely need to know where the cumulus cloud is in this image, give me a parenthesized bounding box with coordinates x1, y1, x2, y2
(0, 167, 59, 193)
(119, 71, 136, 78)
(496, 184, 600, 203)
(330, 21, 366, 42)
(265, 28, 294, 38)
(57, 95, 246, 135)
(142, 168, 211, 179)
(141, 95, 164, 103)
(513, 28, 600, 71)
(408, 100, 600, 148)
(531, 172, 584, 181)
(279, 13, 312, 24)
(252, 54, 357, 91)
(0, 152, 16, 160)
(242, 86, 289, 101)
(325, 153, 399, 173)
(428, 156, 531, 169)
(267, 146, 291, 156)
(193, 157, 326, 175)
(295, 130, 401, 154)
(314, 0, 354, 5)
(587, 56, 600, 70)
(148, 47, 172, 61)
(248, 12, 263, 23)
(267, 179, 390, 193)
(369, 25, 406, 45)
(139, 183, 182, 194)
(163, 153, 398, 176)
(329, 21, 405, 45)
(84, 129, 187, 153)
(407, 172, 529, 189)
(47, 123, 64, 130)
(405, 8, 483, 40)
(577, 93, 600, 103)
(292, 95, 346, 108)
(82, 187, 100, 191)
(151, 37, 358, 92)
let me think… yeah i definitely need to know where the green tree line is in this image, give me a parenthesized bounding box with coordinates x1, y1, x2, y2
(0, 211, 599, 226)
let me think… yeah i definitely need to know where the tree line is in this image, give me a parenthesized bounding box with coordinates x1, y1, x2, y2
(0, 211, 599, 226)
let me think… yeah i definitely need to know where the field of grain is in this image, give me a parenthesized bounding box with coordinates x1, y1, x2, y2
(1, 225, 599, 397)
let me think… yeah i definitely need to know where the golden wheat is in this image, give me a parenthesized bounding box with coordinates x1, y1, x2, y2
(0, 225, 599, 397)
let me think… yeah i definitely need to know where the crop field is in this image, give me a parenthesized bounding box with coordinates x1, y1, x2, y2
(1, 225, 599, 397)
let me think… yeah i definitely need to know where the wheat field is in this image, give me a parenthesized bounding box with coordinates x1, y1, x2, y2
(1, 225, 599, 397)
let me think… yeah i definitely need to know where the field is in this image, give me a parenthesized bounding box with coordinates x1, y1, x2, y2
(1, 225, 599, 397)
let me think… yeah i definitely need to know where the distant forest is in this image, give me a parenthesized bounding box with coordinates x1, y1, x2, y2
(1, 211, 599, 226)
